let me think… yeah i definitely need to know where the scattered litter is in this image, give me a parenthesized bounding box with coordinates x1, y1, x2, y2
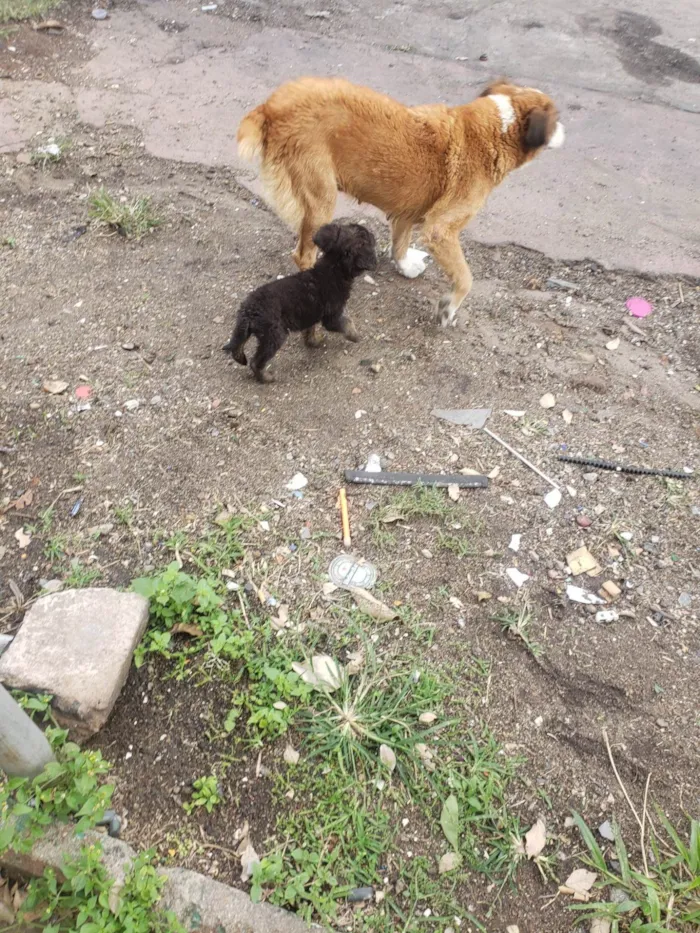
(509, 534, 521, 552)
(447, 483, 460, 502)
(379, 744, 396, 772)
(259, 520, 270, 532)
(524, 818, 547, 858)
(596, 609, 619, 624)
(419, 712, 437, 724)
(70, 497, 83, 517)
(91, 8, 109, 19)
(560, 868, 597, 900)
(476, 591, 492, 602)
(239, 842, 260, 883)
(678, 592, 692, 608)
(600, 580, 621, 601)
(449, 596, 464, 610)
(558, 454, 690, 480)
(547, 277, 578, 291)
(598, 821, 615, 842)
(364, 453, 382, 472)
(201, 3, 217, 10)
(348, 886, 374, 902)
(345, 468, 487, 488)
(562, 409, 573, 425)
(348, 586, 398, 621)
(438, 852, 462, 874)
(122, 342, 137, 351)
(355, 409, 366, 419)
(566, 585, 604, 605)
(567, 546, 602, 577)
(345, 649, 365, 674)
(337, 487, 352, 548)
(292, 655, 342, 691)
(363, 275, 376, 285)
(619, 531, 633, 542)
(285, 472, 307, 491)
(504, 410, 525, 419)
(606, 337, 620, 351)
(124, 399, 140, 412)
(75, 385, 92, 400)
(539, 393, 556, 409)
(328, 555, 377, 588)
(576, 515, 592, 529)
(433, 408, 561, 491)
(544, 488, 562, 509)
(42, 379, 68, 395)
(488, 465, 501, 480)
(305, 9, 331, 16)
(506, 568, 530, 588)
(626, 296, 652, 318)
(283, 744, 300, 765)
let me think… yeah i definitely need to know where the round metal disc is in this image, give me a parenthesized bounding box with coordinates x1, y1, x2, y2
(328, 555, 378, 589)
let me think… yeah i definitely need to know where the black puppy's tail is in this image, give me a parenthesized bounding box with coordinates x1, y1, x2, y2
(222, 317, 250, 366)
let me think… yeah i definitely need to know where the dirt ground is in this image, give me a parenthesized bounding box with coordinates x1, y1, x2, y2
(1, 8, 700, 933)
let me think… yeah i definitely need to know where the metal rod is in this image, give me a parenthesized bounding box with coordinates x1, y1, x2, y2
(483, 428, 561, 490)
(558, 454, 690, 480)
(344, 470, 488, 488)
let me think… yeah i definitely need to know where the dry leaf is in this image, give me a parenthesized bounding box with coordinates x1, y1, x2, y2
(172, 623, 204, 637)
(379, 744, 396, 772)
(419, 712, 437, 724)
(524, 818, 547, 858)
(438, 851, 462, 874)
(447, 483, 460, 502)
(14, 528, 31, 549)
(347, 586, 398, 621)
(449, 595, 464, 610)
(561, 868, 597, 897)
(42, 379, 69, 395)
(9, 489, 33, 511)
(487, 465, 501, 480)
(292, 655, 342, 691)
(380, 506, 405, 524)
(539, 392, 556, 409)
(591, 919, 611, 933)
(283, 744, 300, 765)
(345, 649, 365, 675)
(240, 842, 260, 883)
(476, 591, 492, 602)
(606, 337, 620, 351)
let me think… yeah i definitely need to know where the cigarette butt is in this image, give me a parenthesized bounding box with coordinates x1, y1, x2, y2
(339, 487, 351, 548)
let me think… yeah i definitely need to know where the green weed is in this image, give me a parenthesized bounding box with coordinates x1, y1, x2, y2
(571, 810, 700, 932)
(64, 561, 102, 588)
(492, 604, 544, 659)
(183, 775, 221, 815)
(88, 186, 161, 240)
(0, 0, 58, 24)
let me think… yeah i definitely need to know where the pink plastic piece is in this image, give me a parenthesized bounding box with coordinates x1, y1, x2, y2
(626, 297, 652, 318)
(75, 385, 93, 400)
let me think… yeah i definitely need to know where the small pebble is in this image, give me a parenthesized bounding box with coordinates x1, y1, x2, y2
(300, 527, 311, 540)
(576, 514, 592, 528)
(678, 592, 692, 608)
(656, 718, 669, 729)
(598, 820, 615, 841)
(91, 8, 109, 18)
(348, 886, 374, 903)
(369, 362, 383, 374)
(583, 472, 598, 484)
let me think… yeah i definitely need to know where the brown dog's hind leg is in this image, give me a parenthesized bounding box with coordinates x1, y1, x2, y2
(422, 221, 473, 327)
(292, 178, 336, 348)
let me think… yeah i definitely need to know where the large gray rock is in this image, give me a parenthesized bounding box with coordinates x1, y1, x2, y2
(0, 588, 149, 739)
(1, 827, 316, 933)
(161, 868, 317, 933)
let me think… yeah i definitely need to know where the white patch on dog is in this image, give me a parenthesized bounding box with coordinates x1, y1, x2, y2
(488, 94, 516, 133)
(396, 247, 428, 279)
(548, 121, 565, 149)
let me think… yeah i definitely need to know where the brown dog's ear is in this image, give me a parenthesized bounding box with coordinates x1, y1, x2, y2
(313, 224, 340, 252)
(524, 108, 552, 150)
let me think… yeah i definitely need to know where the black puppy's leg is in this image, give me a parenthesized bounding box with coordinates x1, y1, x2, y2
(325, 314, 360, 343)
(250, 332, 285, 383)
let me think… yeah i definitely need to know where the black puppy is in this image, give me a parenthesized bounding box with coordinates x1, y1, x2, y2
(223, 223, 377, 382)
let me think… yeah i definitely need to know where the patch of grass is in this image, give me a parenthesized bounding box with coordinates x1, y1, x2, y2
(437, 531, 475, 558)
(113, 499, 135, 526)
(2, 235, 17, 248)
(0, 0, 58, 24)
(31, 136, 70, 170)
(571, 810, 700, 932)
(519, 415, 549, 437)
(44, 533, 67, 563)
(370, 485, 458, 548)
(298, 653, 450, 778)
(64, 561, 102, 588)
(492, 604, 544, 658)
(88, 186, 161, 239)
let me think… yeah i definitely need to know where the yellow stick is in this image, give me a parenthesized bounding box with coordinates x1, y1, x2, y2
(339, 488, 351, 549)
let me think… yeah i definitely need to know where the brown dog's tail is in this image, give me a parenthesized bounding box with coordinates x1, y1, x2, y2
(222, 316, 250, 366)
(237, 106, 266, 163)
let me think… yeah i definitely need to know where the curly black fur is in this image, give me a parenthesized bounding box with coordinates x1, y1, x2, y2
(223, 223, 377, 382)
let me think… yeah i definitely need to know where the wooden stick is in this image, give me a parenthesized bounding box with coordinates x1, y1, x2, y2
(339, 488, 351, 549)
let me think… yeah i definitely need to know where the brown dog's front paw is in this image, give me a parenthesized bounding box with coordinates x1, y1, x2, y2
(303, 325, 324, 348)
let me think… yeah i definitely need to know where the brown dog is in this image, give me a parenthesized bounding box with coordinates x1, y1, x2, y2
(237, 77, 564, 339)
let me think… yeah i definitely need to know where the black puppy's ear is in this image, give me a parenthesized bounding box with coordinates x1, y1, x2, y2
(313, 224, 340, 252)
(524, 108, 551, 150)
